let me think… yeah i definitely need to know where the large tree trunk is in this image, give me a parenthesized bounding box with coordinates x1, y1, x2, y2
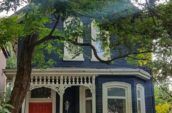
(10, 35, 37, 113)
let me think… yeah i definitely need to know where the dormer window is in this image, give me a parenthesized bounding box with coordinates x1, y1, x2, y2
(63, 17, 84, 61)
(91, 20, 111, 61)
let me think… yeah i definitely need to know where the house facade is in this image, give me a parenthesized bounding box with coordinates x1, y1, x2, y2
(4, 17, 155, 113)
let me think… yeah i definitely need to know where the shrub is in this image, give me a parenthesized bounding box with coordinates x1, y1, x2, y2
(0, 87, 13, 113)
(156, 103, 172, 113)
(0, 101, 13, 113)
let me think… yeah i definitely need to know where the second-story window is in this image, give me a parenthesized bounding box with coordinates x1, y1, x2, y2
(91, 20, 111, 61)
(63, 17, 84, 61)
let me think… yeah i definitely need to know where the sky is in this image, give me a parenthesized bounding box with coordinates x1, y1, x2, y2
(0, 0, 27, 17)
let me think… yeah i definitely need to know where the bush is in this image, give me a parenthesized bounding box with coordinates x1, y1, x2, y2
(0, 87, 13, 113)
(156, 103, 172, 113)
(0, 101, 13, 113)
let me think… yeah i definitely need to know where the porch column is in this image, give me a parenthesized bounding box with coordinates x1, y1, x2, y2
(92, 76, 96, 113)
(25, 91, 30, 113)
(59, 93, 64, 113)
(92, 87, 96, 113)
(59, 76, 65, 113)
(21, 99, 25, 113)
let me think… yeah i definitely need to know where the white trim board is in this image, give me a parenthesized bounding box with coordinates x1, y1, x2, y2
(136, 84, 146, 113)
(79, 86, 86, 113)
(79, 86, 93, 113)
(4, 68, 151, 80)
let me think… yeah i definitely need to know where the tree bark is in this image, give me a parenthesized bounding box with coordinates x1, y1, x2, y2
(10, 35, 37, 113)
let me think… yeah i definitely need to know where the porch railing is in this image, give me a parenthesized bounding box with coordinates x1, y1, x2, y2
(31, 74, 94, 86)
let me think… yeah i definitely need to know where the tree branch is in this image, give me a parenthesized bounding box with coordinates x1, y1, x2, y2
(153, 77, 172, 98)
(32, 33, 153, 64)
(69, 40, 153, 64)
(32, 15, 60, 46)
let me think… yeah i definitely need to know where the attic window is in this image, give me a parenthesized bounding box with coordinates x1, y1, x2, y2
(91, 20, 110, 61)
(63, 17, 84, 61)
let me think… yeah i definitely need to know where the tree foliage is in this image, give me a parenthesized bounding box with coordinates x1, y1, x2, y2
(154, 85, 172, 104)
(0, 0, 171, 69)
(98, 0, 172, 78)
(154, 81, 172, 113)
(0, 0, 172, 113)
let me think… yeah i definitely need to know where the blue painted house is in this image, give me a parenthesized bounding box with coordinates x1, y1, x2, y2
(4, 2, 155, 113)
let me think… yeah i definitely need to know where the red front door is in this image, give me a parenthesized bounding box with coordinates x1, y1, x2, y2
(29, 102, 52, 113)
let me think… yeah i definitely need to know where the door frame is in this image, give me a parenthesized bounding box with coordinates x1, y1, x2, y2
(23, 89, 56, 113)
(79, 86, 92, 113)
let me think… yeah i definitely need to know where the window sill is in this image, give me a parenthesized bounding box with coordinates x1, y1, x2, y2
(63, 57, 84, 61)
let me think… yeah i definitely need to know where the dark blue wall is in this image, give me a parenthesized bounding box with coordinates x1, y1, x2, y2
(144, 79, 156, 113)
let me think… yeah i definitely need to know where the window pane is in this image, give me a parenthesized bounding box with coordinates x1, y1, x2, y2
(108, 99, 126, 113)
(86, 100, 92, 113)
(63, 17, 83, 60)
(85, 89, 92, 98)
(91, 20, 110, 60)
(31, 87, 51, 98)
(108, 88, 125, 96)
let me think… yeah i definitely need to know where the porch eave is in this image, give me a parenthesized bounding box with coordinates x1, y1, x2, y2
(3, 68, 151, 80)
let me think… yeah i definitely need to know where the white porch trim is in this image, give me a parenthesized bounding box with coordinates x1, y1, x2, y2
(4, 68, 151, 80)
(79, 86, 86, 113)
(79, 86, 95, 113)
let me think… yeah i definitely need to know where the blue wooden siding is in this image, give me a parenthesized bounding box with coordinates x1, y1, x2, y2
(144, 79, 156, 113)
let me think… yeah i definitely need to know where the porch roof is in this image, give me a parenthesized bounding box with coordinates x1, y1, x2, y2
(3, 68, 151, 80)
